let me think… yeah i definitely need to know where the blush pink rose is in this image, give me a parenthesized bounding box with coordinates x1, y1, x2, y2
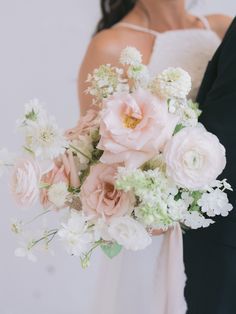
(65, 109, 100, 140)
(40, 151, 80, 208)
(11, 157, 41, 207)
(97, 88, 178, 168)
(163, 126, 226, 190)
(80, 163, 135, 220)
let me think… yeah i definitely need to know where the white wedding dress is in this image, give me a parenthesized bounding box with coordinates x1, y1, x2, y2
(87, 16, 221, 314)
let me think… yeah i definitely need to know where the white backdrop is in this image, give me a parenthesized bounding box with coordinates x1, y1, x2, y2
(0, 1, 235, 314)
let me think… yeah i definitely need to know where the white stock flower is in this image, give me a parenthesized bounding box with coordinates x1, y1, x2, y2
(198, 189, 233, 217)
(108, 216, 152, 251)
(183, 211, 214, 229)
(48, 182, 69, 208)
(120, 47, 142, 66)
(58, 211, 93, 256)
(150, 67, 192, 99)
(167, 196, 189, 221)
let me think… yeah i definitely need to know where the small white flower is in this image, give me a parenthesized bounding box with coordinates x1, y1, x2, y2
(183, 211, 214, 229)
(93, 218, 112, 242)
(48, 182, 69, 208)
(167, 196, 189, 221)
(25, 116, 67, 160)
(150, 67, 192, 99)
(15, 245, 37, 262)
(120, 47, 142, 66)
(58, 211, 94, 256)
(11, 218, 23, 234)
(17, 99, 47, 128)
(198, 189, 233, 217)
(127, 64, 150, 87)
(108, 216, 152, 251)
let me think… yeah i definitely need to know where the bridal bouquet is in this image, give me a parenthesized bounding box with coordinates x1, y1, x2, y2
(2, 47, 232, 267)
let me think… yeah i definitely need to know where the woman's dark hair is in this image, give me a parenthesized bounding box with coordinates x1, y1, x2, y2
(96, 0, 138, 33)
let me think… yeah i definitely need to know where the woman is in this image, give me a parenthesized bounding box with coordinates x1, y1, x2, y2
(78, 1, 232, 313)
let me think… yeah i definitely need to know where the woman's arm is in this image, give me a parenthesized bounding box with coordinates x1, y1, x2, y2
(78, 29, 125, 116)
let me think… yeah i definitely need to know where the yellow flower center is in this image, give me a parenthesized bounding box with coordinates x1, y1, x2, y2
(123, 115, 142, 129)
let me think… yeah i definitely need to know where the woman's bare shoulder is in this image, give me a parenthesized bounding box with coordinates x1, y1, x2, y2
(207, 14, 233, 39)
(85, 27, 137, 65)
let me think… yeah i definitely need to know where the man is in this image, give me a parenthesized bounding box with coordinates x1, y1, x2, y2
(184, 18, 236, 314)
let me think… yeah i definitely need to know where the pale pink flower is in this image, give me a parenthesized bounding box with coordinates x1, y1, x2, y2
(11, 157, 41, 207)
(97, 88, 178, 168)
(80, 163, 135, 220)
(65, 109, 100, 140)
(164, 126, 226, 190)
(40, 151, 80, 208)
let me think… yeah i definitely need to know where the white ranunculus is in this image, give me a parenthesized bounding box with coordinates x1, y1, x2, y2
(48, 182, 69, 208)
(198, 189, 233, 217)
(108, 216, 152, 251)
(150, 67, 192, 99)
(58, 211, 93, 256)
(164, 127, 226, 190)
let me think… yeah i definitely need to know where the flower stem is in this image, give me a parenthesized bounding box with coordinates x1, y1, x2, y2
(69, 144, 91, 161)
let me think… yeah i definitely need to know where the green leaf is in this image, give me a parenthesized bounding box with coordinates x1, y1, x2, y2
(101, 242, 122, 259)
(173, 124, 185, 135)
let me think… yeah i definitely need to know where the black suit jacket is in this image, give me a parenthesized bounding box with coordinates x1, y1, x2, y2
(184, 18, 236, 314)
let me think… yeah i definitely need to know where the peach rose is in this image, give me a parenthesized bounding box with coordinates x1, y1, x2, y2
(40, 151, 80, 208)
(11, 157, 41, 207)
(65, 109, 100, 140)
(97, 88, 178, 168)
(163, 126, 226, 190)
(80, 163, 135, 220)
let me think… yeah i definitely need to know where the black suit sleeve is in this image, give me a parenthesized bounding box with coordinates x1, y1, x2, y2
(199, 18, 236, 211)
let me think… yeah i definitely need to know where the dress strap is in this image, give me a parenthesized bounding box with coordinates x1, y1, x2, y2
(115, 22, 159, 37)
(196, 15, 211, 30)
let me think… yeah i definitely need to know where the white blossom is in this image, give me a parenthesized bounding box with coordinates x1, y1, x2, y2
(167, 196, 189, 221)
(17, 99, 47, 127)
(58, 211, 94, 256)
(108, 216, 152, 251)
(48, 182, 69, 208)
(24, 116, 67, 160)
(15, 243, 37, 262)
(150, 67, 192, 99)
(183, 211, 214, 229)
(93, 218, 112, 242)
(198, 189, 233, 217)
(120, 47, 142, 66)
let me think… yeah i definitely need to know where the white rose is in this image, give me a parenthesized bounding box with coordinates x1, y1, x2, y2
(108, 216, 152, 251)
(164, 127, 226, 190)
